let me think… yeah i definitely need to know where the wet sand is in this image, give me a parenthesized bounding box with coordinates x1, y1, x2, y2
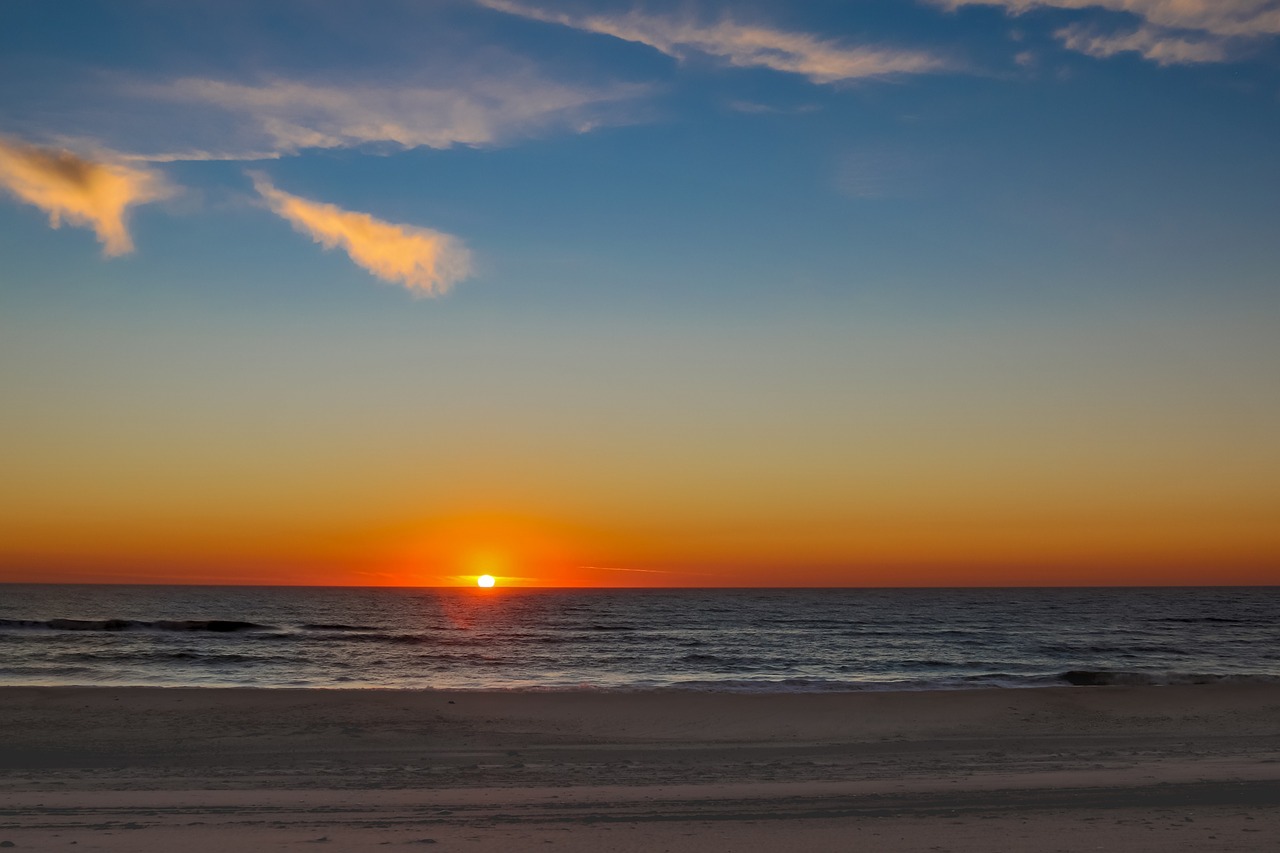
(1, 684, 1278, 851)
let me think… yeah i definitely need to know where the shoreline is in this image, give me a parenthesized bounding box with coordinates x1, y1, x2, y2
(2, 683, 1277, 850)
(6, 668, 1278, 693)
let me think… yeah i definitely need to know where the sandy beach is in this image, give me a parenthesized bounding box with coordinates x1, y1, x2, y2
(1, 684, 1278, 851)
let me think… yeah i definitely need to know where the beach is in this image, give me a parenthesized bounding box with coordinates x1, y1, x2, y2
(1, 684, 1277, 851)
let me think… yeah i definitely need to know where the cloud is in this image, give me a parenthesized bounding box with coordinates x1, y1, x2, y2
(935, 0, 1280, 37)
(144, 75, 646, 157)
(477, 0, 947, 83)
(123, 149, 284, 164)
(250, 173, 472, 296)
(726, 100, 821, 115)
(934, 0, 1280, 64)
(1056, 23, 1229, 64)
(0, 138, 169, 256)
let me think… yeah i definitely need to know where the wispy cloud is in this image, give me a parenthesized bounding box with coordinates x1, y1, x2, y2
(935, 0, 1280, 64)
(477, 0, 947, 83)
(726, 100, 821, 115)
(0, 138, 170, 256)
(935, 0, 1280, 37)
(250, 173, 472, 296)
(122, 149, 284, 164)
(143, 74, 646, 158)
(1056, 23, 1229, 64)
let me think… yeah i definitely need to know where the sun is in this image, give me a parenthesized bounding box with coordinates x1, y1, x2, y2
(477, 574, 496, 588)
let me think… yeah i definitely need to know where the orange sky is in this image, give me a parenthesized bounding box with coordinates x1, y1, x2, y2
(3, 309, 1279, 588)
(2, 502, 1277, 587)
(3, 309, 1278, 587)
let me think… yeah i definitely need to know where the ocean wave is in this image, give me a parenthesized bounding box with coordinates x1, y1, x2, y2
(0, 618, 271, 633)
(1148, 616, 1248, 624)
(58, 650, 310, 665)
(1037, 644, 1192, 656)
(1057, 669, 1280, 687)
(643, 671, 1280, 693)
(251, 629, 623, 646)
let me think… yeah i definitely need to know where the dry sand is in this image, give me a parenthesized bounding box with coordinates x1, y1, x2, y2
(1, 684, 1278, 851)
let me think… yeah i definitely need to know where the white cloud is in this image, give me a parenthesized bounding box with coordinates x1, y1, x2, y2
(144, 75, 646, 158)
(0, 138, 170, 256)
(250, 173, 472, 296)
(935, 0, 1280, 64)
(477, 0, 947, 83)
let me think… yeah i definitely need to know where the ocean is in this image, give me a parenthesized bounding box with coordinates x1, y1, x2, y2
(1, 585, 1277, 691)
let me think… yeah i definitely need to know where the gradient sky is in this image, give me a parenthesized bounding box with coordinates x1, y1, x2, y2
(2, 0, 1278, 587)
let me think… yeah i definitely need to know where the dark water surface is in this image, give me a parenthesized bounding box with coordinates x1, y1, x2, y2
(1, 585, 1276, 690)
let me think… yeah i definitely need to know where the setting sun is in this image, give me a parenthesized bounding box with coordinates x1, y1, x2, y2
(477, 574, 496, 588)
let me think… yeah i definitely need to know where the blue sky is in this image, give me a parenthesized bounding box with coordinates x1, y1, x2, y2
(2, 0, 1278, 584)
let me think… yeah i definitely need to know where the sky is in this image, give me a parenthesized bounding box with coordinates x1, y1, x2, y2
(1, 0, 1278, 587)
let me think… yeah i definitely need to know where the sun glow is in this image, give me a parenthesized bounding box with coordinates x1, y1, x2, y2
(477, 574, 496, 588)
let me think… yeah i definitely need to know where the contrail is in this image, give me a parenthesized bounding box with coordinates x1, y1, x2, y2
(579, 566, 711, 576)
(579, 565, 676, 574)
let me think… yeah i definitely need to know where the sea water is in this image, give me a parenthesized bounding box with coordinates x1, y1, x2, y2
(1, 585, 1277, 690)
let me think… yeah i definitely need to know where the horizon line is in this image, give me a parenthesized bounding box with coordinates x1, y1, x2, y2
(1, 581, 1276, 590)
